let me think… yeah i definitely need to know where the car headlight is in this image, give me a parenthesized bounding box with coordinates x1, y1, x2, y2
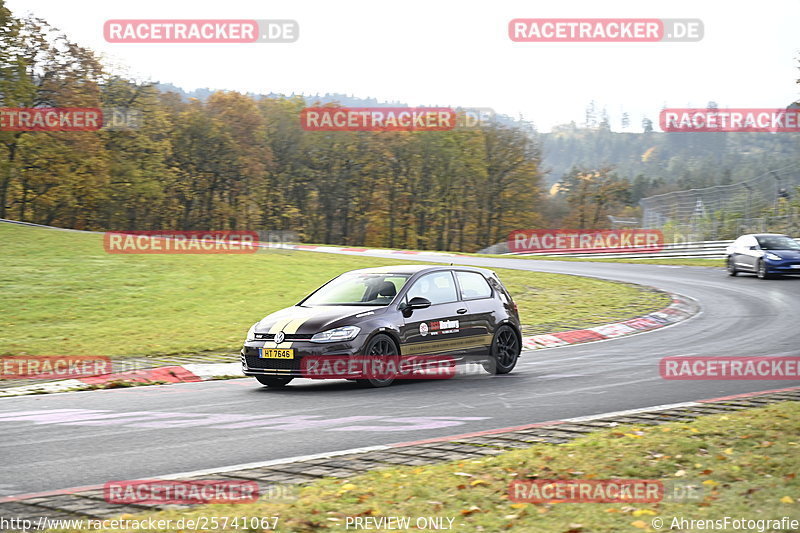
(310, 325, 361, 343)
(765, 252, 782, 261)
(246, 323, 258, 342)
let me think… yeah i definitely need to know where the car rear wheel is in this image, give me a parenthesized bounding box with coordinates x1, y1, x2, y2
(727, 257, 737, 276)
(483, 325, 520, 374)
(255, 375, 293, 387)
(757, 259, 772, 280)
(356, 334, 398, 388)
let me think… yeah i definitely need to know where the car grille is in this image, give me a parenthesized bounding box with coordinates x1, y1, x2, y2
(253, 333, 312, 341)
(244, 353, 299, 371)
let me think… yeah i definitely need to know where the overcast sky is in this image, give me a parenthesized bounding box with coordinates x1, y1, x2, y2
(8, 0, 799, 131)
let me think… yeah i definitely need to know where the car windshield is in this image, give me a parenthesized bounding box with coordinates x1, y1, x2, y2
(301, 273, 411, 306)
(756, 236, 800, 250)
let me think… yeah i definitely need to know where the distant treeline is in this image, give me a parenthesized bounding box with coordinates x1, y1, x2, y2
(540, 120, 800, 199)
(2, 2, 798, 251)
(0, 5, 545, 252)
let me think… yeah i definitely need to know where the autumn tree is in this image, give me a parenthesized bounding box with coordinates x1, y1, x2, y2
(560, 167, 631, 228)
(0, 3, 548, 252)
(0, 8, 107, 225)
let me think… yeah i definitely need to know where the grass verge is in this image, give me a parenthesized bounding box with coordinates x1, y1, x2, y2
(485, 270, 670, 336)
(62, 401, 800, 533)
(1, 224, 668, 358)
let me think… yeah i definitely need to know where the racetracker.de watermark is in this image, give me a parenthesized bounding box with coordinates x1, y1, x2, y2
(300, 107, 495, 132)
(0, 356, 112, 379)
(660, 356, 800, 380)
(104, 19, 298, 43)
(660, 108, 800, 133)
(508, 229, 664, 254)
(0, 107, 142, 131)
(104, 480, 259, 505)
(104, 231, 259, 254)
(301, 355, 457, 380)
(509, 479, 663, 503)
(508, 18, 703, 42)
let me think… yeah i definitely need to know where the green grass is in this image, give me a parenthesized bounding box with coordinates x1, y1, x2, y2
(0, 224, 668, 359)
(483, 269, 670, 335)
(74, 402, 800, 533)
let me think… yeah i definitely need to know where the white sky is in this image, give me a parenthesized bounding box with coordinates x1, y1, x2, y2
(7, 0, 800, 131)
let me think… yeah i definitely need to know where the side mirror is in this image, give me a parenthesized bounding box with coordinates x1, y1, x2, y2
(400, 297, 431, 316)
(408, 297, 432, 310)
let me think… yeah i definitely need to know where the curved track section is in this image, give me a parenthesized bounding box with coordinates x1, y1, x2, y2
(1, 253, 798, 496)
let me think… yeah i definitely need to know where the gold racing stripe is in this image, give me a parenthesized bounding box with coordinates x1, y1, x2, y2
(265, 310, 326, 349)
(400, 334, 493, 356)
(283, 316, 312, 335)
(268, 318, 294, 334)
(264, 317, 296, 349)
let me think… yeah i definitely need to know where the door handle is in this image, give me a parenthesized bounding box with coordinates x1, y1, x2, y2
(456, 308, 468, 314)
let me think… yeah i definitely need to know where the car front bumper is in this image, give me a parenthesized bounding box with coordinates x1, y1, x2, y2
(764, 259, 800, 274)
(241, 335, 369, 377)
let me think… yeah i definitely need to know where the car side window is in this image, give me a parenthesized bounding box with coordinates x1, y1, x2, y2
(455, 271, 492, 300)
(405, 271, 458, 305)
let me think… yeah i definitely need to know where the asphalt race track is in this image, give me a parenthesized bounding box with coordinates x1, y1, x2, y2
(2, 252, 799, 497)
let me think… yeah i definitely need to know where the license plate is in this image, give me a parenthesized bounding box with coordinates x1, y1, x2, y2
(259, 348, 294, 359)
(792, 265, 800, 269)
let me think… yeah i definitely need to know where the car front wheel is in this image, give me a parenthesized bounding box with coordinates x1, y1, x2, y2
(357, 334, 398, 388)
(757, 259, 772, 280)
(484, 325, 520, 374)
(727, 257, 737, 276)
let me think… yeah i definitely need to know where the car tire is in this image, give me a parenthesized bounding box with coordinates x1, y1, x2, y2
(483, 325, 520, 375)
(356, 334, 398, 388)
(255, 375, 293, 387)
(726, 257, 737, 276)
(756, 259, 772, 280)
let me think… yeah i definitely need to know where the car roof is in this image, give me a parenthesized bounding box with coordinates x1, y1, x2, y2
(745, 233, 791, 238)
(344, 265, 494, 276)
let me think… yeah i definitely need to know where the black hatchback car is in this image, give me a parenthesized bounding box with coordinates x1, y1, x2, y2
(241, 265, 522, 387)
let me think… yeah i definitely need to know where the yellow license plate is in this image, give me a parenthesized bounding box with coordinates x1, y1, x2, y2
(259, 348, 294, 359)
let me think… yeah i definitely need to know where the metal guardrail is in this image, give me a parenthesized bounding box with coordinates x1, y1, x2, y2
(506, 240, 732, 259)
(3, 219, 796, 260)
(0, 218, 105, 234)
(478, 239, 734, 258)
(502, 238, 800, 259)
